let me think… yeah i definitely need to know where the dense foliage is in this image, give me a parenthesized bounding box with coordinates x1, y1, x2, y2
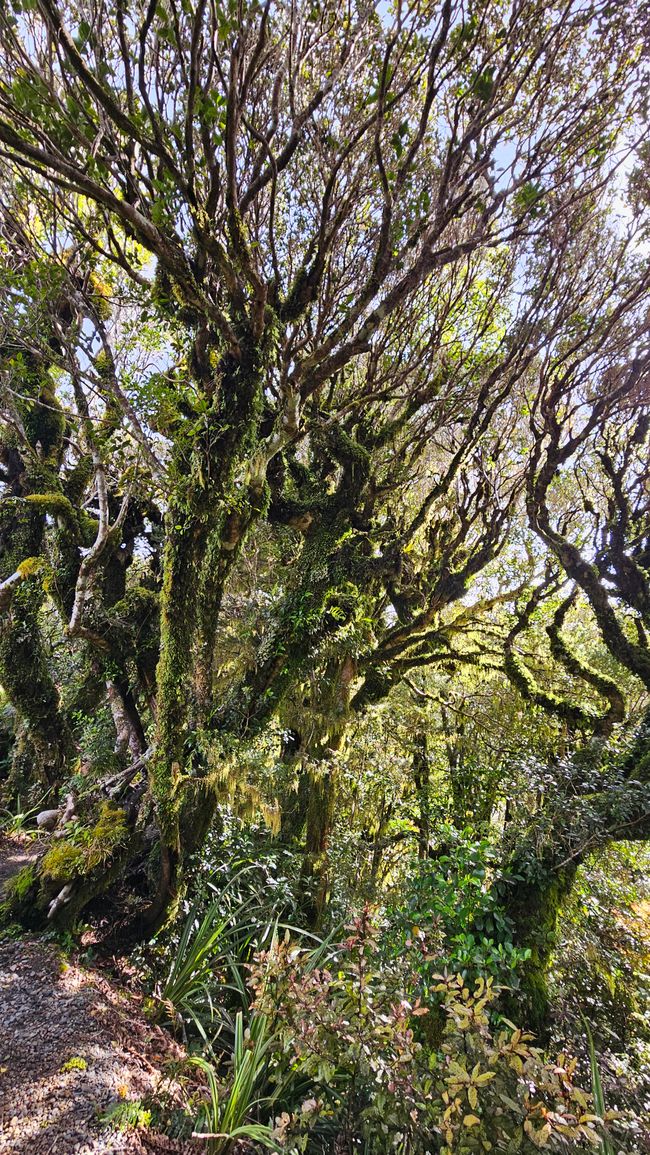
(0, 0, 649, 1148)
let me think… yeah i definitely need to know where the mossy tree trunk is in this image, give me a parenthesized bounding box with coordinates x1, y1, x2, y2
(298, 656, 357, 928)
(501, 859, 579, 1035)
(501, 712, 650, 1033)
(145, 324, 273, 924)
(0, 354, 73, 794)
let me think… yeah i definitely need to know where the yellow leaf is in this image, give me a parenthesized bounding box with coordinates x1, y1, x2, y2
(448, 1061, 469, 1080)
(468, 1087, 478, 1110)
(529, 1124, 552, 1147)
(580, 1126, 602, 1147)
(463, 1115, 481, 1127)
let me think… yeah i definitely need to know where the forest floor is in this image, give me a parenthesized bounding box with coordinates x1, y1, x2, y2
(0, 835, 201, 1155)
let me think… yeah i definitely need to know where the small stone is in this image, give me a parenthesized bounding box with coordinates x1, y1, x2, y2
(36, 808, 61, 830)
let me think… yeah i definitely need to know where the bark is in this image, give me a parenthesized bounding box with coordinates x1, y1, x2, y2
(502, 859, 578, 1035)
(413, 731, 432, 860)
(298, 656, 357, 927)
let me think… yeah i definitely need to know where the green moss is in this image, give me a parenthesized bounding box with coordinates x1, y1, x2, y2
(23, 492, 75, 517)
(5, 862, 38, 899)
(41, 803, 130, 883)
(88, 272, 112, 320)
(502, 861, 578, 1035)
(0, 577, 72, 786)
(84, 801, 130, 868)
(42, 841, 85, 882)
(504, 649, 597, 729)
(22, 380, 66, 463)
(64, 454, 94, 504)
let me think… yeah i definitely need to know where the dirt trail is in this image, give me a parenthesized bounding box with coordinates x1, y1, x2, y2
(0, 839, 199, 1154)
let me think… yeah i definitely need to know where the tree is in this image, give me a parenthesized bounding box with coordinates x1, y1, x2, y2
(0, 0, 648, 936)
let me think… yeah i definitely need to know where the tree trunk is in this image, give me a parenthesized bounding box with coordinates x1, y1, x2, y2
(0, 579, 73, 793)
(300, 767, 337, 927)
(298, 656, 357, 927)
(412, 732, 432, 860)
(501, 859, 578, 1035)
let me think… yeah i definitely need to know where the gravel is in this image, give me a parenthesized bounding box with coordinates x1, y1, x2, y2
(0, 930, 200, 1153)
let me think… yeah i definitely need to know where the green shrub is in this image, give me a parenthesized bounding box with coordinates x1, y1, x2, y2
(385, 830, 531, 996)
(248, 910, 602, 1154)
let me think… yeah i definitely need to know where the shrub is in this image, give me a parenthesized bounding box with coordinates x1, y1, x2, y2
(248, 909, 605, 1154)
(384, 831, 531, 997)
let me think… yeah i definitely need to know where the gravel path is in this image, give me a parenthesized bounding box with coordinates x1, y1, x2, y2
(0, 840, 201, 1154)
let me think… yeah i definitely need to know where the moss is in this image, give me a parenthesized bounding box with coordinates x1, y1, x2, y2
(84, 801, 130, 869)
(504, 649, 597, 729)
(502, 861, 578, 1036)
(22, 380, 66, 464)
(105, 586, 160, 668)
(5, 800, 140, 932)
(41, 803, 131, 884)
(5, 861, 38, 899)
(64, 454, 94, 504)
(0, 860, 44, 929)
(42, 841, 85, 882)
(0, 578, 72, 786)
(16, 556, 42, 579)
(88, 272, 113, 320)
(23, 492, 75, 517)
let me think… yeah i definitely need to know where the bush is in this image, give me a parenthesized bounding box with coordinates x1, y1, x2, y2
(248, 908, 603, 1155)
(384, 831, 531, 998)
